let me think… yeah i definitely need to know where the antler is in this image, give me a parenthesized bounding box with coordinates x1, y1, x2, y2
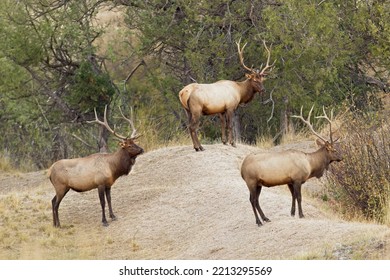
(236, 38, 253, 73)
(118, 106, 139, 139)
(291, 105, 329, 143)
(236, 39, 275, 76)
(259, 40, 275, 76)
(88, 105, 139, 140)
(315, 106, 337, 144)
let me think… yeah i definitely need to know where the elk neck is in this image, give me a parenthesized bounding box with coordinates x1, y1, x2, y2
(109, 148, 137, 179)
(237, 79, 257, 104)
(306, 146, 331, 179)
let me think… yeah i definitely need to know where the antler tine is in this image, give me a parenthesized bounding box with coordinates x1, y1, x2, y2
(88, 105, 127, 140)
(236, 38, 253, 73)
(259, 40, 275, 76)
(118, 106, 140, 139)
(291, 105, 329, 143)
(315, 106, 335, 143)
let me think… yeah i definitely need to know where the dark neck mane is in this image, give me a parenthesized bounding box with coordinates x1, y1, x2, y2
(238, 79, 256, 104)
(110, 148, 137, 180)
(307, 146, 330, 178)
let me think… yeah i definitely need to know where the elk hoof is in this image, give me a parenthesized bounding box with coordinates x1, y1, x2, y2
(299, 214, 305, 218)
(195, 146, 205, 152)
(102, 221, 109, 227)
(263, 217, 271, 223)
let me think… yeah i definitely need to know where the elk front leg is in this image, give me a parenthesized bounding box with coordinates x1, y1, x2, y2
(295, 183, 304, 218)
(98, 185, 109, 226)
(226, 110, 236, 147)
(51, 187, 70, 228)
(249, 184, 270, 226)
(288, 183, 296, 217)
(219, 113, 227, 145)
(105, 186, 116, 221)
(290, 182, 304, 218)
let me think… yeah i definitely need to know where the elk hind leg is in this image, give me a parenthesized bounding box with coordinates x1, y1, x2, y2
(188, 110, 204, 151)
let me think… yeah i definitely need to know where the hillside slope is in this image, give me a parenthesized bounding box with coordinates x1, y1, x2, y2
(0, 143, 389, 259)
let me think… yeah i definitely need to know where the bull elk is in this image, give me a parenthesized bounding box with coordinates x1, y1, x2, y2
(179, 40, 274, 151)
(49, 106, 143, 227)
(240, 106, 342, 226)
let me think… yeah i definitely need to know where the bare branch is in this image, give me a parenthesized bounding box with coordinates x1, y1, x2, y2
(262, 89, 275, 123)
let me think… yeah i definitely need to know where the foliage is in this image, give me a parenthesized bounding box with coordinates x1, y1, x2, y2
(0, 0, 389, 169)
(67, 60, 115, 113)
(326, 111, 390, 224)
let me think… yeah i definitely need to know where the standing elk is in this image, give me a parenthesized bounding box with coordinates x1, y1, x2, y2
(49, 106, 143, 227)
(179, 40, 274, 151)
(240, 106, 342, 226)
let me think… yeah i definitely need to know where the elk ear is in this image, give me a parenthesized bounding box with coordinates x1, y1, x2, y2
(245, 73, 253, 79)
(119, 140, 127, 148)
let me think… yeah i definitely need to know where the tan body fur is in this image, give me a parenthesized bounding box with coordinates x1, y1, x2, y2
(49, 107, 144, 228)
(241, 141, 342, 226)
(49, 150, 137, 192)
(179, 78, 264, 151)
(179, 40, 273, 151)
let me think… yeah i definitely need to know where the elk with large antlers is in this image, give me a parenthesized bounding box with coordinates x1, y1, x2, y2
(49, 106, 143, 227)
(179, 40, 274, 151)
(240, 106, 342, 226)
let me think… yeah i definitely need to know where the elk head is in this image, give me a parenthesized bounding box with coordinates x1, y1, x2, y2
(89, 105, 143, 157)
(236, 39, 275, 93)
(292, 105, 343, 164)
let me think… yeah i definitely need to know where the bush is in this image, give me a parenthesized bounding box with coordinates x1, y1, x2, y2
(326, 113, 390, 224)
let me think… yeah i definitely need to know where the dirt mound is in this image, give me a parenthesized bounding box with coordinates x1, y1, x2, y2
(1, 143, 389, 259)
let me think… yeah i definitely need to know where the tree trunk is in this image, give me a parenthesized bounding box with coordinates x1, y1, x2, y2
(98, 125, 109, 153)
(280, 95, 294, 141)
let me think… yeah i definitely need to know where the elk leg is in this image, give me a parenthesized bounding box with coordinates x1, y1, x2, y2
(294, 183, 305, 218)
(98, 186, 109, 226)
(254, 185, 270, 222)
(105, 187, 116, 220)
(219, 113, 227, 145)
(249, 191, 262, 226)
(188, 110, 204, 151)
(226, 110, 236, 147)
(51, 187, 70, 228)
(288, 183, 296, 217)
(249, 184, 270, 226)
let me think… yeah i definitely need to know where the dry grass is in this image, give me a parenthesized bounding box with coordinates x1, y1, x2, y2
(1, 143, 389, 260)
(0, 153, 14, 173)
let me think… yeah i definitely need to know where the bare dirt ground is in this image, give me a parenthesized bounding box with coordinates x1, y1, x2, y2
(0, 142, 389, 260)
